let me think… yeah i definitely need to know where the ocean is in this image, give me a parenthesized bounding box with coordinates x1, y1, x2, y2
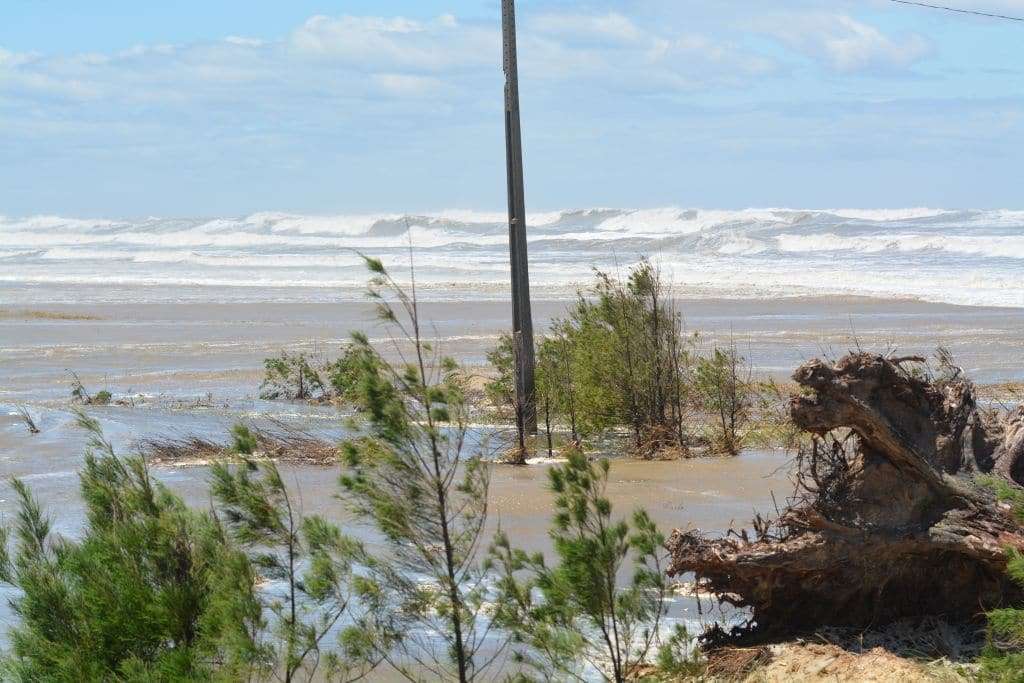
(1, 207, 1021, 307)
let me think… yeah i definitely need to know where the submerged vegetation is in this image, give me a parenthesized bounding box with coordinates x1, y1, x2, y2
(7, 255, 1024, 680)
(489, 450, 680, 681)
(692, 343, 754, 456)
(254, 258, 787, 460)
(15, 407, 38, 435)
(68, 370, 113, 406)
(486, 260, 761, 458)
(0, 258, 696, 681)
(259, 343, 380, 404)
(260, 350, 328, 402)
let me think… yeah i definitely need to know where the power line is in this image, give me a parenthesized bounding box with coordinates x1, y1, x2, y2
(889, 0, 1024, 22)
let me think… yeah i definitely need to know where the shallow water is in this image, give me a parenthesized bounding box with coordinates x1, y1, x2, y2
(0, 291, 1019, 554)
(3, 296, 1022, 412)
(0, 398, 791, 676)
(0, 262, 1021, 676)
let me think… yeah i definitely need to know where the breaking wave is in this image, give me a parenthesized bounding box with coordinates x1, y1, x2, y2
(1, 208, 1021, 307)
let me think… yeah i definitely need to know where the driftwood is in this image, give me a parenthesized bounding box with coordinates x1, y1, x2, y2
(667, 352, 1024, 640)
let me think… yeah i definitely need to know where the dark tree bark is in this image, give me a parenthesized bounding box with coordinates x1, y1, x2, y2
(667, 352, 1024, 641)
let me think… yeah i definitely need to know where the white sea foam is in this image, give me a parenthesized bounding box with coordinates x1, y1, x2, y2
(776, 233, 1024, 259)
(1, 208, 1021, 308)
(825, 208, 951, 222)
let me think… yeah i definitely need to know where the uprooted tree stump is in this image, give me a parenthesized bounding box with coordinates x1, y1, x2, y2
(667, 352, 1024, 641)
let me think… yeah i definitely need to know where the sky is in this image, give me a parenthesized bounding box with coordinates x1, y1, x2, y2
(1, 0, 1022, 216)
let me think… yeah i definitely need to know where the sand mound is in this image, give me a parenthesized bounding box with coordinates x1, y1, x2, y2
(706, 643, 963, 682)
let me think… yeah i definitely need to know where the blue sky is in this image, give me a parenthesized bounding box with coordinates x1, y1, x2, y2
(1, 0, 1022, 216)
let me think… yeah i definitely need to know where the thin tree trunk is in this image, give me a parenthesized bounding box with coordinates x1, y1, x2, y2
(544, 397, 553, 457)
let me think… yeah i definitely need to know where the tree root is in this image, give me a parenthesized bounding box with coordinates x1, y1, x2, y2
(667, 352, 1024, 642)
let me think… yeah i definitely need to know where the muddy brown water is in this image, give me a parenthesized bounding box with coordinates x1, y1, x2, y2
(0, 293, 1020, 677)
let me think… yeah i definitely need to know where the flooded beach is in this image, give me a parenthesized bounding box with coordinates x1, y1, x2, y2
(1, 211, 1022, 678)
(5, 0, 1024, 674)
(2, 289, 1021, 551)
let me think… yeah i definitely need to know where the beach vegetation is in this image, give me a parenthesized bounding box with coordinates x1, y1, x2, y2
(210, 457, 377, 682)
(259, 343, 383, 406)
(338, 255, 499, 681)
(488, 450, 675, 682)
(487, 260, 695, 458)
(530, 323, 584, 458)
(230, 423, 259, 455)
(0, 413, 264, 681)
(981, 479, 1024, 681)
(260, 350, 327, 402)
(693, 342, 755, 455)
(484, 333, 516, 414)
(484, 332, 538, 464)
(324, 342, 379, 403)
(68, 370, 113, 406)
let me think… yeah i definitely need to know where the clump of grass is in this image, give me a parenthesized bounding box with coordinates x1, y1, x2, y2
(16, 407, 40, 435)
(0, 308, 102, 321)
(138, 421, 338, 466)
(230, 424, 258, 455)
(68, 371, 115, 406)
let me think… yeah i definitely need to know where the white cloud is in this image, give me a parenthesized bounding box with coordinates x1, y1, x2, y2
(533, 12, 645, 45)
(224, 36, 265, 48)
(0, 47, 34, 69)
(288, 14, 496, 72)
(372, 73, 445, 97)
(0, 9, 782, 117)
(521, 11, 776, 91)
(762, 13, 928, 72)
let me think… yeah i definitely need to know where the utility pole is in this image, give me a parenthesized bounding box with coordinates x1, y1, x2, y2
(501, 0, 537, 435)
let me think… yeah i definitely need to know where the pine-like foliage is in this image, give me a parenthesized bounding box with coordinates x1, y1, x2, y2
(487, 260, 693, 457)
(489, 450, 672, 682)
(338, 256, 498, 682)
(260, 351, 327, 401)
(0, 413, 262, 681)
(982, 480, 1024, 681)
(693, 343, 755, 455)
(210, 454, 377, 682)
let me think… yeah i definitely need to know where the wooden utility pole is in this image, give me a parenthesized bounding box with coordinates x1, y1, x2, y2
(501, 0, 537, 435)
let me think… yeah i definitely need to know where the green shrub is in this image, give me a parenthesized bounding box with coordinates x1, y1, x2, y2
(324, 343, 380, 403)
(981, 481, 1024, 681)
(230, 423, 259, 455)
(489, 451, 674, 682)
(484, 333, 516, 412)
(210, 458, 375, 682)
(338, 256, 498, 681)
(487, 260, 694, 457)
(0, 413, 262, 681)
(259, 351, 326, 401)
(693, 344, 755, 455)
